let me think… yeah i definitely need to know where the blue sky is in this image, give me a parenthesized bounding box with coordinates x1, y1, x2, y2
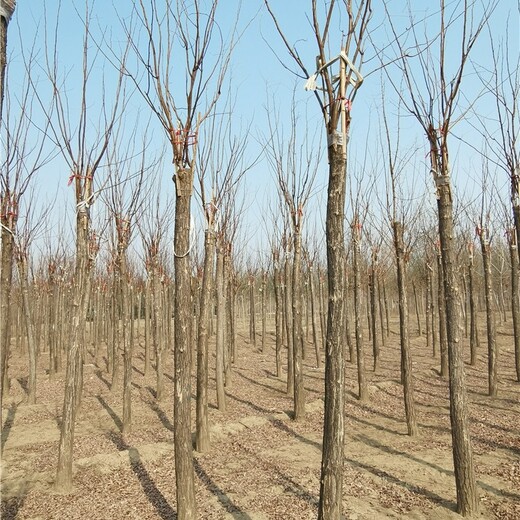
(2, 0, 518, 267)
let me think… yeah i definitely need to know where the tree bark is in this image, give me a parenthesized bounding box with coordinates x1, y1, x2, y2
(292, 229, 305, 420)
(509, 236, 520, 382)
(436, 176, 479, 516)
(215, 244, 226, 412)
(318, 143, 346, 520)
(437, 251, 448, 377)
(196, 229, 215, 452)
(173, 168, 196, 520)
(479, 231, 497, 396)
(352, 220, 367, 402)
(393, 222, 418, 436)
(16, 252, 37, 405)
(55, 175, 92, 491)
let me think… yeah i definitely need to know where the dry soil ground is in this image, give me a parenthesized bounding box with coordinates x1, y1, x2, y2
(1, 314, 519, 519)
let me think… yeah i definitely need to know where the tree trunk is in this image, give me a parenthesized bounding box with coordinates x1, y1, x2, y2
(436, 175, 479, 516)
(0, 195, 16, 426)
(173, 169, 196, 520)
(196, 229, 215, 452)
(16, 253, 37, 405)
(292, 229, 305, 420)
(55, 175, 92, 491)
(369, 257, 379, 371)
(437, 251, 448, 378)
(318, 143, 346, 520)
(468, 254, 479, 366)
(393, 222, 418, 436)
(248, 275, 256, 348)
(509, 236, 520, 382)
(352, 220, 367, 402)
(215, 244, 226, 412)
(273, 253, 283, 377)
(261, 271, 267, 353)
(284, 254, 294, 395)
(309, 267, 321, 368)
(413, 282, 422, 336)
(479, 232, 497, 397)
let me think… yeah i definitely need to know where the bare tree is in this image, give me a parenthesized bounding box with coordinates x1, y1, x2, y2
(121, 2, 238, 516)
(383, 0, 498, 514)
(33, 1, 127, 490)
(381, 95, 419, 436)
(264, 2, 372, 514)
(265, 95, 320, 420)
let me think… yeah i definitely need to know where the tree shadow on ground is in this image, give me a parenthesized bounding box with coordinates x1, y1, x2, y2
(194, 457, 252, 519)
(1, 402, 17, 451)
(354, 432, 520, 503)
(106, 430, 177, 520)
(96, 395, 123, 431)
(234, 371, 285, 394)
(0, 488, 27, 520)
(94, 369, 111, 389)
(345, 456, 456, 511)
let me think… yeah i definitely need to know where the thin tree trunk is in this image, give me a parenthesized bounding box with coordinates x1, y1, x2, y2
(215, 244, 226, 412)
(352, 220, 367, 401)
(292, 229, 305, 420)
(309, 267, 321, 368)
(369, 256, 379, 371)
(468, 254, 479, 366)
(16, 253, 37, 405)
(196, 229, 215, 452)
(284, 254, 294, 395)
(393, 222, 418, 436)
(413, 282, 422, 336)
(249, 275, 256, 348)
(479, 231, 498, 396)
(509, 235, 520, 382)
(261, 271, 267, 353)
(437, 251, 448, 377)
(273, 252, 283, 377)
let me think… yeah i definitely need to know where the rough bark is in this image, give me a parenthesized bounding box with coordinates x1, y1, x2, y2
(0, 193, 16, 424)
(284, 254, 294, 395)
(352, 219, 367, 402)
(173, 168, 196, 520)
(479, 231, 497, 397)
(215, 244, 226, 412)
(55, 174, 92, 491)
(509, 236, 520, 382)
(195, 229, 215, 452)
(437, 251, 448, 377)
(309, 267, 321, 368)
(369, 253, 379, 371)
(436, 175, 479, 516)
(318, 144, 346, 520)
(292, 229, 305, 420)
(273, 252, 283, 377)
(393, 222, 418, 436)
(16, 251, 37, 405)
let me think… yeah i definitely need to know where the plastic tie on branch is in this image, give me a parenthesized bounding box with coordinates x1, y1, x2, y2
(304, 74, 318, 91)
(304, 51, 363, 91)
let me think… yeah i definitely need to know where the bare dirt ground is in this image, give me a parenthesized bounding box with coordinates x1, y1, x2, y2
(1, 314, 519, 519)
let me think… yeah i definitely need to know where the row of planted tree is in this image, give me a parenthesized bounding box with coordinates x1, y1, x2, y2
(2, 213, 519, 413)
